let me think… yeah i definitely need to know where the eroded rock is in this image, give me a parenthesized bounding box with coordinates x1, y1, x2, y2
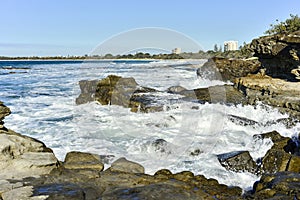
(198, 57, 261, 82)
(250, 172, 300, 199)
(0, 129, 58, 179)
(235, 74, 300, 119)
(250, 30, 300, 81)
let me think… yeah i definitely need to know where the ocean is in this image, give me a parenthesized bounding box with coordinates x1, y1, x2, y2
(0, 60, 299, 190)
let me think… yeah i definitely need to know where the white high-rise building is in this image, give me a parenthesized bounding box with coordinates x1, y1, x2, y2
(172, 48, 181, 54)
(224, 41, 238, 51)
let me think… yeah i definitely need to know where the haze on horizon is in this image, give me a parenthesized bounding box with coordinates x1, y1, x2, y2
(0, 0, 299, 57)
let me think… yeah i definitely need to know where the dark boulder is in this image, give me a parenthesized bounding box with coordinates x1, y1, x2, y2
(76, 75, 161, 112)
(250, 172, 300, 199)
(0, 101, 11, 129)
(75, 80, 98, 104)
(217, 151, 258, 174)
(250, 30, 300, 81)
(254, 131, 300, 174)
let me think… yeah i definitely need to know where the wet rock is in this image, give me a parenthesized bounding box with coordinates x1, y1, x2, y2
(251, 171, 300, 199)
(75, 80, 98, 104)
(198, 56, 261, 82)
(1, 186, 48, 200)
(253, 130, 285, 142)
(76, 75, 162, 113)
(291, 67, 300, 80)
(254, 131, 300, 174)
(227, 114, 259, 127)
(109, 157, 145, 174)
(0, 101, 11, 129)
(235, 74, 300, 120)
(217, 151, 258, 174)
(63, 151, 104, 171)
(154, 169, 173, 179)
(193, 85, 247, 105)
(190, 148, 203, 156)
(167, 85, 188, 93)
(33, 183, 85, 200)
(151, 139, 170, 153)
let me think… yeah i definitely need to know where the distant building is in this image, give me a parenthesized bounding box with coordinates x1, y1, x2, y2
(172, 48, 181, 54)
(224, 41, 238, 51)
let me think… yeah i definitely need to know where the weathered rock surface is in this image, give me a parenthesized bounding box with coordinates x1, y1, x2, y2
(235, 74, 300, 119)
(197, 56, 261, 82)
(168, 84, 248, 105)
(76, 75, 163, 112)
(7, 162, 243, 200)
(250, 30, 300, 81)
(109, 157, 145, 174)
(0, 101, 11, 129)
(64, 151, 104, 171)
(217, 151, 258, 174)
(218, 131, 300, 176)
(248, 172, 300, 199)
(0, 129, 59, 180)
(0, 103, 59, 181)
(258, 131, 300, 174)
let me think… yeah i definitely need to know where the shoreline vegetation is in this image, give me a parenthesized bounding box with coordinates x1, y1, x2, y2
(0, 48, 252, 61)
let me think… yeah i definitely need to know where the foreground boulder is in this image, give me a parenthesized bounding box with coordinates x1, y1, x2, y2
(0, 129, 58, 181)
(3, 158, 242, 200)
(249, 172, 300, 199)
(0, 103, 59, 180)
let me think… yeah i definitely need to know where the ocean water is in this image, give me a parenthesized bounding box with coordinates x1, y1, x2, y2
(1, 60, 299, 190)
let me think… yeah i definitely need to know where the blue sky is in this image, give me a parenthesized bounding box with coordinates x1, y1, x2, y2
(0, 0, 299, 56)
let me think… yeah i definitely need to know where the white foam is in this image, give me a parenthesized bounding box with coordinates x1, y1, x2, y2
(1, 60, 299, 191)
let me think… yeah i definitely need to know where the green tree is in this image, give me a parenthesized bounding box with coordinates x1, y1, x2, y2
(213, 44, 218, 52)
(265, 14, 300, 35)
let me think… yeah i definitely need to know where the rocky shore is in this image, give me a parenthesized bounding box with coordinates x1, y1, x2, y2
(197, 30, 300, 120)
(1, 101, 300, 199)
(1, 31, 300, 199)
